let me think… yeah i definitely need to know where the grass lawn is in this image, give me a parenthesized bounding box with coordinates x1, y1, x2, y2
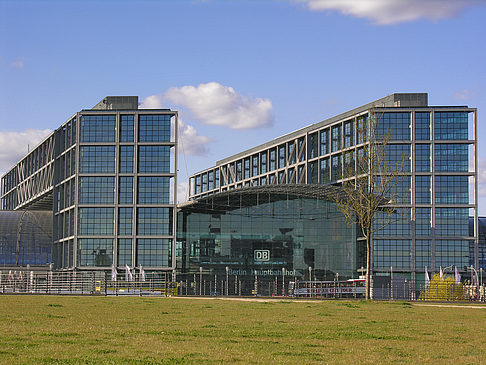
(0, 296, 485, 364)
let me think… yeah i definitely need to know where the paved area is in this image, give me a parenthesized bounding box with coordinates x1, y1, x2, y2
(414, 303, 486, 309)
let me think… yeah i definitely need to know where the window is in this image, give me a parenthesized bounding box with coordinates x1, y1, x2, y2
(260, 152, 267, 174)
(320, 158, 330, 184)
(215, 169, 220, 188)
(373, 239, 410, 269)
(288, 143, 296, 165)
(120, 115, 134, 142)
(201, 173, 208, 191)
(243, 159, 250, 179)
(331, 154, 342, 181)
(384, 144, 411, 172)
(415, 176, 430, 204)
(435, 240, 469, 268)
(357, 115, 367, 144)
(435, 112, 468, 140)
(415, 208, 431, 236)
(137, 208, 172, 235)
(298, 137, 305, 162)
(435, 208, 469, 236)
(77, 238, 113, 267)
(343, 151, 355, 178)
(137, 177, 170, 204)
(139, 115, 171, 142)
(344, 120, 354, 148)
(236, 161, 242, 181)
(435, 144, 468, 172)
(415, 240, 431, 269)
(308, 161, 318, 184)
(120, 146, 134, 173)
(118, 238, 132, 266)
(118, 208, 133, 236)
(376, 112, 410, 140)
(138, 146, 171, 173)
(78, 208, 114, 236)
(331, 125, 342, 152)
(374, 208, 411, 236)
(269, 149, 276, 171)
(308, 133, 318, 159)
(278, 145, 286, 168)
(415, 144, 430, 172)
(79, 146, 115, 173)
(435, 176, 468, 204)
(195, 175, 201, 194)
(415, 112, 430, 140)
(252, 155, 259, 176)
(137, 238, 171, 267)
(80, 115, 115, 142)
(79, 177, 114, 204)
(208, 170, 214, 190)
(119, 177, 133, 204)
(389, 178, 411, 205)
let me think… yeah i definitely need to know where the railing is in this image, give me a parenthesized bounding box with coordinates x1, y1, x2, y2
(1, 270, 484, 302)
(0, 270, 177, 296)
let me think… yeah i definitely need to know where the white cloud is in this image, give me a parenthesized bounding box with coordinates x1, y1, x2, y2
(0, 129, 52, 174)
(178, 120, 213, 157)
(478, 157, 486, 197)
(139, 94, 212, 157)
(165, 82, 274, 130)
(177, 181, 190, 204)
(10, 60, 24, 69)
(453, 89, 473, 101)
(295, 0, 486, 25)
(139, 94, 163, 109)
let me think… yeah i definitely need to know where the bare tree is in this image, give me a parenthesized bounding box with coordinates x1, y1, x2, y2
(332, 110, 406, 299)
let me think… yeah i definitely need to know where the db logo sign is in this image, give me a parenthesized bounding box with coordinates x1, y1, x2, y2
(254, 250, 270, 262)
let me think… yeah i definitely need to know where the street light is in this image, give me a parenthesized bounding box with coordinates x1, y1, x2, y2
(225, 266, 229, 296)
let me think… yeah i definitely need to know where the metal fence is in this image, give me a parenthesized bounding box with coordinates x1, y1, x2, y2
(1, 270, 485, 302)
(0, 270, 176, 296)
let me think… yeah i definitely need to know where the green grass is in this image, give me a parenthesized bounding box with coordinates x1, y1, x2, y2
(0, 296, 485, 364)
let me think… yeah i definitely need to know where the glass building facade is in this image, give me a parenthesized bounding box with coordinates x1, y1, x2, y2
(189, 93, 479, 285)
(1, 96, 178, 271)
(177, 186, 357, 294)
(0, 211, 52, 267)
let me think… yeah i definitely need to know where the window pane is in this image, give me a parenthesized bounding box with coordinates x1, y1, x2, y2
(120, 145, 134, 173)
(137, 208, 172, 235)
(138, 146, 170, 173)
(118, 238, 132, 266)
(78, 208, 114, 236)
(139, 115, 171, 142)
(79, 146, 115, 173)
(137, 238, 171, 267)
(435, 144, 468, 172)
(435, 176, 469, 204)
(376, 112, 410, 140)
(119, 177, 133, 204)
(415, 144, 430, 172)
(80, 115, 115, 142)
(120, 115, 134, 142)
(415, 112, 430, 140)
(77, 238, 113, 267)
(137, 177, 170, 204)
(435, 112, 468, 140)
(118, 207, 133, 236)
(79, 177, 114, 204)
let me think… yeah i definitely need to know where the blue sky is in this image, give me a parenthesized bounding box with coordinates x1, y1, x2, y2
(1, 0, 485, 211)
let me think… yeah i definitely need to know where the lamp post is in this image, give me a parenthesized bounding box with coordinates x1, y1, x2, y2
(199, 267, 202, 296)
(225, 266, 229, 296)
